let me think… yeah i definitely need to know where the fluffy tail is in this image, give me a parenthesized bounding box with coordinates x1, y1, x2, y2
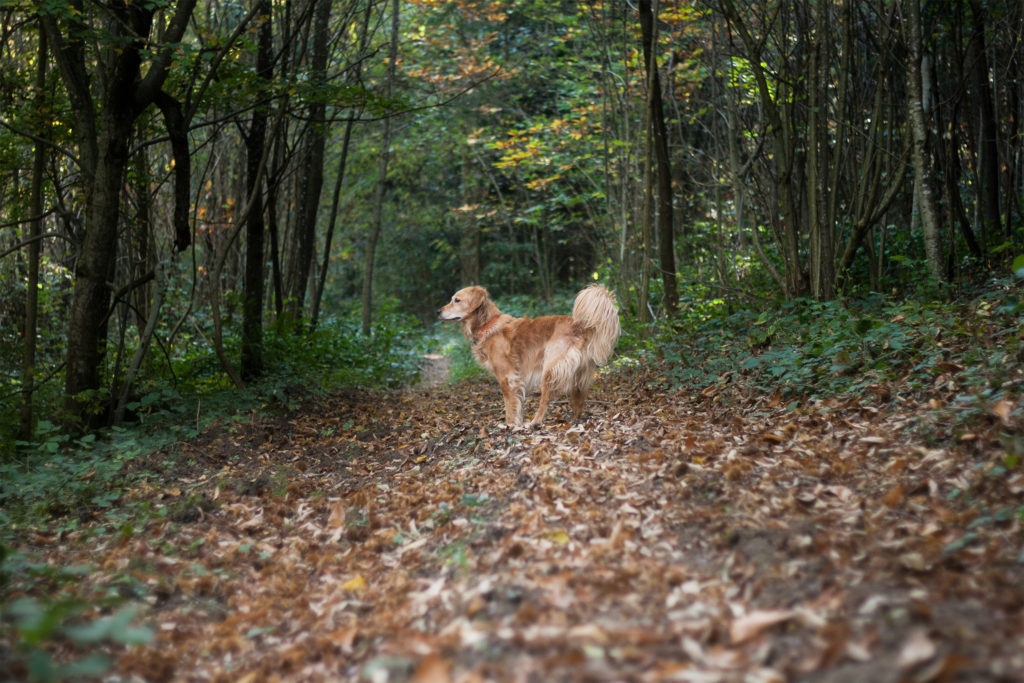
(573, 285, 620, 366)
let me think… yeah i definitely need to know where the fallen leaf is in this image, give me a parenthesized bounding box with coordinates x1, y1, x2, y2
(899, 552, 932, 572)
(546, 530, 570, 545)
(730, 609, 795, 644)
(897, 628, 937, 669)
(566, 623, 609, 645)
(412, 652, 452, 683)
(992, 400, 1014, 426)
(342, 575, 366, 591)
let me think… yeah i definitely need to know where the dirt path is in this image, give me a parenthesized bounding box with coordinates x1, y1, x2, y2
(417, 353, 452, 389)
(12, 365, 1024, 681)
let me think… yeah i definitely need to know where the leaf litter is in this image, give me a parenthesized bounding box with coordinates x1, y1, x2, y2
(6, 362, 1024, 681)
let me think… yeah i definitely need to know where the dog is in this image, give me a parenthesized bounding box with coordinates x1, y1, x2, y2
(438, 285, 620, 426)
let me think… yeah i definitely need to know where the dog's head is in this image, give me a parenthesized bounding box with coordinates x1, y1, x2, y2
(438, 286, 488, 321)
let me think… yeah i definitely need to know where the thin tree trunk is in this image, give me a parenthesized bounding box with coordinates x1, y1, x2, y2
(361, 0, 399, 335)
(807, 0, 834, 300)
(638, 0, 677, 314)
(209, 106, 285, 390)
(311, 118, 355, 331)
(311, 0, 372, 330)
(904, 0, 945, 281)
(19, 27, 47, 442)
(720, 0, 803, 298)
(241, 0, 272, 381)
(114, 265, 165, 424)
(286, 0, 332, 323)
(638, 103, 654, 322)
(968, 0, 1000, 251)
(267, 132, 285, 317)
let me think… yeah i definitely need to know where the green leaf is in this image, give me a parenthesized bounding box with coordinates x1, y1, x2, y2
(1013, 255, 1024, 279)
(64, 606, 152, 645)
(245, 626, 275, 639)
(62, 653, 114, 677)
(26, 649, 56, 682)
(943, 532, 978, 554)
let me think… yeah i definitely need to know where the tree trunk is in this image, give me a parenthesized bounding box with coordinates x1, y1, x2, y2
(638, 0, 678, 314)
(904, 0, 946, 281)
(720, 0, 804, 298)
(19, 26, 47, 442)
(286, 0, 332, 323)
(242, 0, 273, 381)
(638, 108, 654, 323)
(42, 0, 197, 427)
(64, 118, 134, 424)
(114, 266, 165, 424)
(807, 0, 834, 300)
(968, 0, 1000, 250)
(268, 131, 285, 317)
(458, 140, 480, 285)
(311, 0, 373, 331)
(361, 0, 399, 335)
(312, 117, 355, 330)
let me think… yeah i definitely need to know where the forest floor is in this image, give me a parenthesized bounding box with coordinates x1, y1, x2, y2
(7, 357, 1024, 681)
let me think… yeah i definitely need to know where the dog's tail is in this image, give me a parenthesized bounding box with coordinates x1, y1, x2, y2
(573, 285, 621, 366)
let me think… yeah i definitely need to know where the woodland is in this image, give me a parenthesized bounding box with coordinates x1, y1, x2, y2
(1, 0, 1024, 680)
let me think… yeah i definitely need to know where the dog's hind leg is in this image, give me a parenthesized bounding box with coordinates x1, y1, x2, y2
(531, 379, 555, 426)
(500, 376, 523, 426)
(530, 346, 582, 426)
(569, 361, 596, 421)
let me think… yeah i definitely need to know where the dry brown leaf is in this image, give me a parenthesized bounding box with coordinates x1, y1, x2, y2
(992, 399, 1015, 426)
(897, 628, 937, 670)
(898, 552, 932, 572)
(412, 653, 452, 683)
(730, 609, 796, 644)
(566, 623, 609, 645)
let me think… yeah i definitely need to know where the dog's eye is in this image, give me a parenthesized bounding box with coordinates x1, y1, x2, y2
(453, 297, 460, 303)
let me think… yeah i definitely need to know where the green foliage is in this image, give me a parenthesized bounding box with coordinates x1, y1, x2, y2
(0, 421, 161, 524)
(0, 546, 153, 682)
(1013, 255, 1024, 279)
(2, 304, 425, 523)
(649, 280, 1024, 420)
(262, 300, 426, 395)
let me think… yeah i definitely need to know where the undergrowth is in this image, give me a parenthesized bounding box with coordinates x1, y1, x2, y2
(633, 278, 1024, 443)
(1, 304, 425, 527)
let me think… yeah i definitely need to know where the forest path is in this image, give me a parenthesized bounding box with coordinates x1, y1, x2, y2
(20, 364, 1024, 681)
(417, 353, 453, 389)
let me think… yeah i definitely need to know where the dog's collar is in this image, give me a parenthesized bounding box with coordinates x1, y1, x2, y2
(473, 315, 502, 344)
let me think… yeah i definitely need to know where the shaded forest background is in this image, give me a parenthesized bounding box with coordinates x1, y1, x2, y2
(2, 1, 1024, 678)
(1, 0, 1022, 446)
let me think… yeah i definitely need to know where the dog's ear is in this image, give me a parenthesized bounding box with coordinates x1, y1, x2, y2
(473, 287, 489, 307)
(464, 286, 488, 312)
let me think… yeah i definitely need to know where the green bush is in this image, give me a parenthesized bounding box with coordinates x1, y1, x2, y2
(649, 279, 1024, 412)
(0, 545, 154, 682)
(2, 303, 428, 523)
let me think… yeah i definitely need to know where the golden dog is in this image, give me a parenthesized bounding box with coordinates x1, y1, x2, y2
(438, 285, 620, 426)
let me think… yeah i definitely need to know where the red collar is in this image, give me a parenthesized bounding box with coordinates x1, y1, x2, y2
(473, 315, 501, 344)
